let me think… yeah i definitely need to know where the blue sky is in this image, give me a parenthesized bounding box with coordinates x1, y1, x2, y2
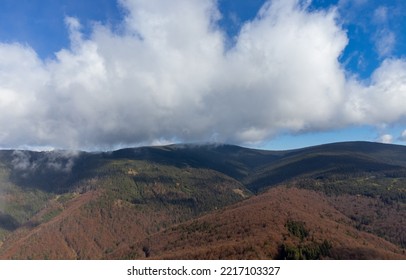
(2, 0, 404, 77)
(0, 0, 406, 150)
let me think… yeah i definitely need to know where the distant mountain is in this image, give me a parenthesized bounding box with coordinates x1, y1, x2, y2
(0, 141, 405, 259)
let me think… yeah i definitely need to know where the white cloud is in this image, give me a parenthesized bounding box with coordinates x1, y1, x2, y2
(11, 151, 35, 171)
(11, 150, 79, 173)
(374, 28, 396, 58)
(400, 130, 406, 141)
(344, 59, 406, 125)
(339, 3, 397, 59)
(371, 6, 396, 58)
(373, 6, 388, 24)
(1, 0, 406, 150)
(378, 134, 393, 144)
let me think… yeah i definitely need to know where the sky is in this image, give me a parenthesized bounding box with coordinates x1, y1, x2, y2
(1, 0, 406, 151)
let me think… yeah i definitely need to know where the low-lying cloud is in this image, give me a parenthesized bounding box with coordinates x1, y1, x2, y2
(378, 134, 393, 144)
(400, 130, 406, 142)
(11, 150, 79, 173)
(1, 0, 406, 150)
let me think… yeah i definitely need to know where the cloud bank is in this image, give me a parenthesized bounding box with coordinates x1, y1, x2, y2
(1, 0, 406, 150)
(11, 150, 79, 173)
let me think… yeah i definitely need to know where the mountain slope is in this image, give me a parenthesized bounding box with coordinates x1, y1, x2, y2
(0, 158, 250, 259)
(0, 141, 406, 259)
(118, 187, 404, 260)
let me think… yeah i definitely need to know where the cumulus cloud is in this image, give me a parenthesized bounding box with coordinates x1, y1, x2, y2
(1, 0, 406, 150)
(378, 134, 393, 144)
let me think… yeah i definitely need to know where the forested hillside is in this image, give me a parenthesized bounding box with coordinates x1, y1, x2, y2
(0, 142, 405, 259)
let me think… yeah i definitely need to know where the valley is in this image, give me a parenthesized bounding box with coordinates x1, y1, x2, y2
(0, 141, 405, 259)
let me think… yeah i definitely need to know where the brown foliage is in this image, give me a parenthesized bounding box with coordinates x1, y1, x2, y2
(118, 187, 405, 260)
(1, 186, 405, 260)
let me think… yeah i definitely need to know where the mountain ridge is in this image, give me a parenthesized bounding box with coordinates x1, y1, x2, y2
(0, 141, 405, 259)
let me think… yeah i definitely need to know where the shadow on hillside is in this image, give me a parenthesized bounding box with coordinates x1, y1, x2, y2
(108, 145, 281, 182)
(0, 212, 20, 231)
